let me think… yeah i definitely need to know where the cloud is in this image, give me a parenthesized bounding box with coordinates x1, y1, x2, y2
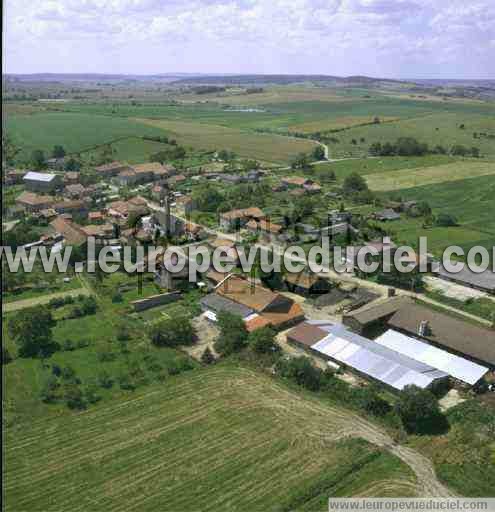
(3, 0, 494, 77)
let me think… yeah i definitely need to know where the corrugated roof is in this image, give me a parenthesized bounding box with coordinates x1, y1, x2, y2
(344, 296, 413, 325)
(305, 321, 447, 390)
(388, 303, 495, 366)
(375, 330, 489, 385)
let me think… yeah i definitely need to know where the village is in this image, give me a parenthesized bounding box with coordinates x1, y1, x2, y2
(3, 149, 495, 412)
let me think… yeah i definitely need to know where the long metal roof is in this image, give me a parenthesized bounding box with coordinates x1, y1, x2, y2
(375, 330, 489, 385)
(23, 171, 57, 182)
(306, 321, 447, 390)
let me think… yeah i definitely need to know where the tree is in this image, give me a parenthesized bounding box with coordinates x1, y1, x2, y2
(435, 213, 458, 227)
(148, 312, 195, 347)
(214, 311, 248, 356)
(52, 145, 66, 158)
(290, 152, 310, 170)
(451, 144, 468, 156)
(373, 116, 380, 124)
(395, 385, 445, 434)
(343, 172, 368, 195)
(31, 149, 46, 169)
(8, 307, 57, 358)
(276, 356, 323, 391)
(248, 327, 279, 354)
(201, 347, 215, 365)
(312, 145, 326, 161)
(64, 158, 81, 172)
(192, 184, 224, 213)
(470, 147, 480, 158)
(2, 346, 12, 365)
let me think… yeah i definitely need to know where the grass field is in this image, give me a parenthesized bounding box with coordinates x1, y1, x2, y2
(79, 136, 176, 164)
(133, 117, 318, 163)
(5, 112, 167, 163)
(365, 160, 495, 191)
(375, 173, 495, 254)
(323, 112, 495, 158)
(3, 366, 418, 511)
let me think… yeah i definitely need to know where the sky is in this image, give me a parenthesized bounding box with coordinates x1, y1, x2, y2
(3, 0, 495, 78)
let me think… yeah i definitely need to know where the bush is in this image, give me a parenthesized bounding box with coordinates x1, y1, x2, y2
(276, 356, 324, 392)
(200, 347, 216, 365)
(64, 384, 87, 410)
(97, 371, 114, 389)
(248, 327, 279, 354)
(2, 346, 12, 365)
(148, 312, 195, 348)
(395, 385, 447, 435)
(214, 311, 249, 356)
(112, 291, 123, 303)
(118, 374, 136, 391)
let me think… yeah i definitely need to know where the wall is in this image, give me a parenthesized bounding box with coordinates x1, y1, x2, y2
(131, 291, 182, 312)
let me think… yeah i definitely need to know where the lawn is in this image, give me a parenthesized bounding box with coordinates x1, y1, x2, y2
(5, 112, 167, 163)
(3, 366, 418, 511)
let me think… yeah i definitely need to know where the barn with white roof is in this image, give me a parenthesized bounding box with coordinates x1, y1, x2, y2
(23, 171, 61, 192)
(374, 330, 489, 386)
(287, 320, 449, 391)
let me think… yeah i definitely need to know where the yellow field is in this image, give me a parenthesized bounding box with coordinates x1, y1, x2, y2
(366, 160, 495, 191)
(133, 117, 318, 163)
(288, 116, 400, 134)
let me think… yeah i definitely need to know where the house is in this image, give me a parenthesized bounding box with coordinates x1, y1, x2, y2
(151, 184, 167, 202)
(23, 171, 62, 192)
(131, 162, 163, 184)
(64, 183, 87, 199)
(80, 224, 115, 244)
(64, 172, 80, 185)
(107, 199, 148, 221)
(15, 191, 54, 213)
(373, 208, 401, 222)
(88, 211, 105, 224)
(245, 219, 283, 242)
(94, 161, 131, 177)
(4, 169, 25, 185)
(49, 216, 87, 246)
(286, 321, 449, 392)
(204, 269, 232, 290)
(304, 183, 322, 194)
(53, 200, 88, 216)
(281, 176, 312, 188)
(37, 208, 58, 221)
(175, 195, 196, 215)
(434, 265, 495, 295)
(387, 302, 495, 368)
(202, 275, 304, 331)
(219, 207, 265, 231)
(208, 238, 241, 265)
(154, 250, 191, 290)
(168, 174, 187, 187)
(45, 158, 65, 169)
(116, 170, 139, 187)
(219, 174, 243, 184)
(154, 163, 177, 180)
(344, 239, 397, 270)
(284, 272, 331, 296)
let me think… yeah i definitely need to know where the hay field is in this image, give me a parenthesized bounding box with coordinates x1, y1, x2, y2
(366, 161, 495, 191)
(134, 117, 318, 163)
(4, 367, 418, 511)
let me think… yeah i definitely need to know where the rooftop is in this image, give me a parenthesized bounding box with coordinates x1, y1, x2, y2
(23, 171, 58, 183)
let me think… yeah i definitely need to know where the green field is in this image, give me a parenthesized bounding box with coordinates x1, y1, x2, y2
(375, 173, 495, 254)
(5, 112, 167, 163)
(323, 112, 495, 158)
(4, 366, 418, 511)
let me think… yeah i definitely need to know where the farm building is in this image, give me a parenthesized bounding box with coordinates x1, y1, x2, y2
(434, 265, 495, 295)
(388, 302, 495, 368)
(15, 191, 55, 213)
(202, 275, 304, 331)
(94, 161, 131, 177)
(287, 321, 449, 391)
(373, 208, 401, 222)
(375, 330, 489, 386)
(284, 272, 331, 296)
(220, 207, 265, 231)
(23, 171, 62, 192)
(343, 296, 413, 334)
